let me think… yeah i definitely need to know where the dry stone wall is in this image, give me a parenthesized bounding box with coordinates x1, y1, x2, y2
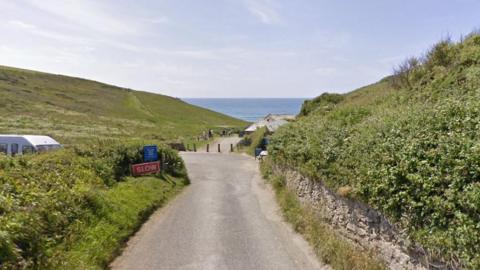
(272, 165, 444, 270)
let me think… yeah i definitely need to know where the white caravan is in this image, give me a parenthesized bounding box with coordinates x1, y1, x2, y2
(0, 135, 62, 156)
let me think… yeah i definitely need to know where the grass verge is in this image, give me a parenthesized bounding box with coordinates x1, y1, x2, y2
(48, 175, 188, 270)
(238, 127, 267, 156)
(260, 159, 385, 270)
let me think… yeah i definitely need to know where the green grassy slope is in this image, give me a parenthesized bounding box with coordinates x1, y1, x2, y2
(269, 33, 480, 268)
(0, 66, 244, 269)
(0, 142, 187, 269)
(0, 65, 246, 144)
(49, 175, 187, 270)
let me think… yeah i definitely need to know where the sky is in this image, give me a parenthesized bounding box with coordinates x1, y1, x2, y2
(0, 1, 479, 98)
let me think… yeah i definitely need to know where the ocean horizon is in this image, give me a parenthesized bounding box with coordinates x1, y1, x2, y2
(183, 98, 306, 122)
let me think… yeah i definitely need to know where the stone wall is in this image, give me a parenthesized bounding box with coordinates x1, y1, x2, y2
(272, 165, 440, 270)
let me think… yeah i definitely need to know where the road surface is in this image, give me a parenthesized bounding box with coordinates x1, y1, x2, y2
(197, 136, 242, 153)
(111, 138, 325, 270)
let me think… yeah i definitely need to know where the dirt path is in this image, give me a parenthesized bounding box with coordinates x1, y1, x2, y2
(110, 137, 326, 270)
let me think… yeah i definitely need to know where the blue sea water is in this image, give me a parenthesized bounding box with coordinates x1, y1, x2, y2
(183, 98, 306, 122)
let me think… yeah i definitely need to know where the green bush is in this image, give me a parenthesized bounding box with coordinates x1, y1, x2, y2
(424, 38, 457, 69)
(299, 93, 344, 116)
(0, 141, 186, 269)
(269, 33, 480, 268)
(239, 127, 267, 156)
(48, 175, 187, 270)
(73, 140, 186, 182)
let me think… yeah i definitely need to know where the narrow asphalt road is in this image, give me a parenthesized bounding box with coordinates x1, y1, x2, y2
(197, 136, 242, 153)
(111, 138, 325, 270)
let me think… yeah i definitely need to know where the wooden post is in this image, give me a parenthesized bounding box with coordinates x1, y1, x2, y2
(161, 152, 165, 171)
(218, 144, 221, 153)
(230, 144, 233, 152)
(207, 144, 209, 152)
(193, 144, 197, 152)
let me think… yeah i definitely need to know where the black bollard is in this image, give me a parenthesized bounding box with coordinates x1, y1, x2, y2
(218, 144, 221, 153)
(207, 144, 209, 152)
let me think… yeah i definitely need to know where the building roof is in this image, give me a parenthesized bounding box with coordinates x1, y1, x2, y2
(245, 121, 266, 132)
(245, 114, 294, 133)
(0, 135, 60, 146)
(266, 119, 288, 132)
(264, 114, 296, 121)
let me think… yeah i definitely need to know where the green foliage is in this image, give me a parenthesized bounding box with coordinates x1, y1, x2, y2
(0, 65, 246, 145)
(299, 93, 344, 116)
(0, 142, 186, 269)
(269, 33, 480, 268)
(424, 38, 457, 69)
(238, 127, 267, 156)
(49, 176, 187, 270)
(0, 65, 240, 269)
(0, 65, 219, 269)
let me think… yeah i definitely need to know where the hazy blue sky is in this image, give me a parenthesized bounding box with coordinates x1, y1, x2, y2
(0, 1, 479, 97)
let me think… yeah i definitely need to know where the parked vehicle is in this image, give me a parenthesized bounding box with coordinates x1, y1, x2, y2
(0, 135, 62, 156)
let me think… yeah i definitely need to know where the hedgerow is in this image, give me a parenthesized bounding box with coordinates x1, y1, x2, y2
(238, 127, 267, 156)
(299, 93, 344, 116)
(269, 33, 480, 268)
(0, 141, 185, 269)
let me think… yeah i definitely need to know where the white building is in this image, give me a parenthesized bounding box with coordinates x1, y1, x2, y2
(245, 114, 295, 134)
(0, 135, 62, 155)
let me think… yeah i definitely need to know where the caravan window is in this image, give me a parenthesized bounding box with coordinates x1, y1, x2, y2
(11, 143, 19, 156)
(22, 145, 34, 154)
(0, 144, 7, 154)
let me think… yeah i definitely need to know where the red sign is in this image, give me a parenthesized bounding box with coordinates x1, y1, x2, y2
(131, 161, 161, 176)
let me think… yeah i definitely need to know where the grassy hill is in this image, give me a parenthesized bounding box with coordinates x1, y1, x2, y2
(0, 65, 246, 144)
(268, 33, 480, 268)
(0, 66, 246, 269)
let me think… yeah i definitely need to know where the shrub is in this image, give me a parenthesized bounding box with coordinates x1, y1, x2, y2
(0, 141, 185, 269)
(299, 93, 344, 116)
(424, 38, 457, 69)
(238, 127, 268, 156)
(268, 33, 480, 268)
(391, 57, 422, 89)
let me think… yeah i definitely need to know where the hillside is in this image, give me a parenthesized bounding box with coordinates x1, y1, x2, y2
(0, 66, 246, 144)
(268, 33, 480, 268)
(0, 66, 245, 269)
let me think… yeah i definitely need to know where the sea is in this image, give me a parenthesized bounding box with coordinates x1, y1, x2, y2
(183, 98, 306, 122)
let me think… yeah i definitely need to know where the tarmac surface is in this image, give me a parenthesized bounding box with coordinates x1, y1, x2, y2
(110, 137, 326, 270)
